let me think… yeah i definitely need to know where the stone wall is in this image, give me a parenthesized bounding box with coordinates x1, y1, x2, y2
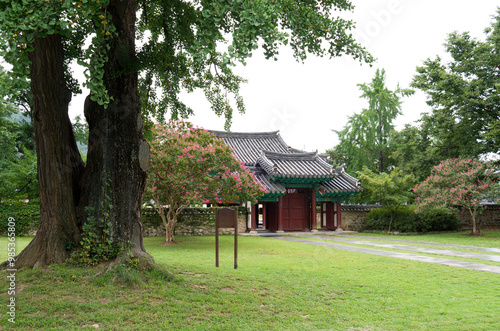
(341, 205, 379, 231)
(142, 207, 248, 237)
(459, 205, 500, 229)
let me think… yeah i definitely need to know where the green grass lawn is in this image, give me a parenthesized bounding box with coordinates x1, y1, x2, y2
(1, 234, 500, 330)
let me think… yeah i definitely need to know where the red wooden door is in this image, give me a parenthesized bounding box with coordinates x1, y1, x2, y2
(282, 191, 306, 231)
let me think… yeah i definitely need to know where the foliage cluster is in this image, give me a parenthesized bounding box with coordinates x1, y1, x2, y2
(355, 167, 416, 231)
(356, 167, 415, 207)
(332, 69, 413, 174)
(0, 203, 39, 235)
(0, 71, 38, 200)
(136, 0, 373, 129)
(364, 205, 460, 233)
(411, 9, 500, 158)
(0, 0, 373, 127)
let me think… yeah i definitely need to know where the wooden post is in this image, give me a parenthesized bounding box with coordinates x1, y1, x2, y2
(215, 208, 238, 269)
(215, 224, 219, 267)
(311, 186, 317, 231)
(250, 204, 257, 232)
(277, 196, 284, 232)
(262, 203, 266, 229)
(234, 218, 238, 269)
(336, 200, 342, 230)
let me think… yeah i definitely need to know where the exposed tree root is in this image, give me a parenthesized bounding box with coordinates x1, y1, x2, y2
(2, 246, 172, 287)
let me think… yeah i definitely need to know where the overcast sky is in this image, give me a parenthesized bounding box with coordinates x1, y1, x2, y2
(69, 1, 499, 153)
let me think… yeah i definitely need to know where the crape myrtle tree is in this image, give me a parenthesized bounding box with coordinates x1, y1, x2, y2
(0, 0, 373, 268)
(145, 120, 265, 244)
(413, 158, 500, 235)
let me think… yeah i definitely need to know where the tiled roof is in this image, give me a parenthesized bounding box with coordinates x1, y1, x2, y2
(319, 170, 361, 194)
(257, 151, 334, 179)
(250, 167, 286, 195)
(209, 130, 293, 165)
(208, 130, 362, 195)
(341, 204, 380, 211)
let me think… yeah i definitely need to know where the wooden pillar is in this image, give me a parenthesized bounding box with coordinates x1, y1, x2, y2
(262, 203, 267, 229)
(250, 203, 258, 233)
(320, 202, 326, 229)
(336, 200, 342, 230)
(277, 196, 284, 232)
(311, 186, 317, 231)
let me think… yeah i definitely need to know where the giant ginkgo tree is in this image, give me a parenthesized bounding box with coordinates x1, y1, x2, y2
(0, 0, 372, 268)
(331, 69, 413, 174)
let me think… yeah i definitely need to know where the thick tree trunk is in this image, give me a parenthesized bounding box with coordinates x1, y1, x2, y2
(79, 0, 151, 259)
(14, 34, 84, 268)
(6, 0, 151, 269)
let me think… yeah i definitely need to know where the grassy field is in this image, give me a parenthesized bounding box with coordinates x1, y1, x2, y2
(1, 233, 499, 330)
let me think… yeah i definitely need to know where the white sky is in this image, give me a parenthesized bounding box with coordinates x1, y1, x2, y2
(69, 1, 499, 153)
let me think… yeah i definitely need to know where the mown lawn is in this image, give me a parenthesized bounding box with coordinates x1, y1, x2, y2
(1, 234, 499, 330)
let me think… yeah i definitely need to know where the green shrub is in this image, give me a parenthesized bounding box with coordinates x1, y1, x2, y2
(364, 207, 392, 231)
(416, 207, 460, 232)
(364, 205, 460, 233)
(365, 206, 419, 232)
(0, 203, 40, 235)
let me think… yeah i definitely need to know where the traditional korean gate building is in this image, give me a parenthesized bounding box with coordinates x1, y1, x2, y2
(210, 130, 362, 232)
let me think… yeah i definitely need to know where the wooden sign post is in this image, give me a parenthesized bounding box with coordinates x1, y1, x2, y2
(215, 208, 238, 269)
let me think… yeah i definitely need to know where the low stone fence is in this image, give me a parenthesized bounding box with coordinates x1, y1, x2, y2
(341, 205, 380, 231)
(142, 206, 248, 237)
(459, 205, 500, 229)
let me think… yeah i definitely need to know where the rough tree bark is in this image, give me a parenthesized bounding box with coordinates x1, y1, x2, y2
(78, 0, 151, 260)
(13, 34, 84, 268)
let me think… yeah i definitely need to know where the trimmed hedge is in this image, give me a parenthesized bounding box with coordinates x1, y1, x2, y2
(0, 204, 40, 236)
(417, 207, 461, 232)
(364, 205, 460, 233)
